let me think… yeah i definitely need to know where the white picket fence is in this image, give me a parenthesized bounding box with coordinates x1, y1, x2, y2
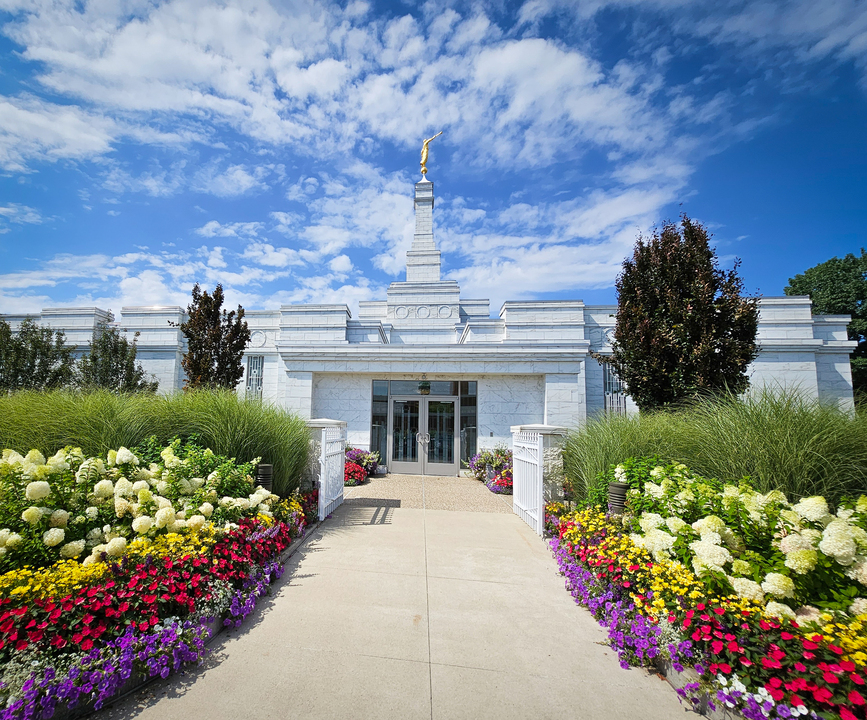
(315, 422, 347, 521)
(511, 424, 567, 536)
(512, 430, 544, 535)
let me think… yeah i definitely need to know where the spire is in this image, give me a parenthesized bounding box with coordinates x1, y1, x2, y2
(406, 178, 441, 283)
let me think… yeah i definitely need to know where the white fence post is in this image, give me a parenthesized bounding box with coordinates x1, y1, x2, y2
(510, 424, 567, 536)
(307, 418, 347, 521)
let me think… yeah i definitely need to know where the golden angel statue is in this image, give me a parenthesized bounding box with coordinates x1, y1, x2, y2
(420, 131, 443, 175)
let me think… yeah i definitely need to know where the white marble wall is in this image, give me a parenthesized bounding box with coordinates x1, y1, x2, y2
(544, 371, 587, 427)
(477, 375, 545, 449)
(311, 374, 373, 448)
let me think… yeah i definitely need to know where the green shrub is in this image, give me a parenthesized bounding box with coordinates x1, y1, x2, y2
(0, 389, 308, 496)
(565, 389, 867, 506)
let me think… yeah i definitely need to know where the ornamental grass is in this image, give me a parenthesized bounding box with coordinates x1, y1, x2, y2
(0, 389, 308, 496)
(565, 389, 867, 506)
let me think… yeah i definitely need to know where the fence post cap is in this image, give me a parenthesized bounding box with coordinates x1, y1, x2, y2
(307, 418, 348, 429)
(510, 424, 568, 435)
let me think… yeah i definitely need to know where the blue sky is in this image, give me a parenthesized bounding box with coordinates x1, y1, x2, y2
(1, 0, 866, 318)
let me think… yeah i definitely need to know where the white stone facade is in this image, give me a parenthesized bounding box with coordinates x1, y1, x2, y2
(2, 177, 856, 474)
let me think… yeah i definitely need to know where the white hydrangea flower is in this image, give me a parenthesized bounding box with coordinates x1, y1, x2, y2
(730, 576, 765, 602)
(42, 528, 65, 547)
(46, 451, 69, 473)
(795, 605, 822, 624)
(849, 598, 867, 616)
(60, 540, 86, 558)
(730, 559, 752, 576)
(845, 558, 867, 586)
(132, 480, 150, 492)
(49, 509, 69, 528)
(187, 515, 207, 532)
(762, 572, 796, 598)
(132, 515, 153, 534)
(780, 533, 815, 554)
(168, 519, 187, 533)
(24, 449, 46, 465)
(114, 478, 134, 497)
(819, 519, 858, 566)
(690, 540, 732, 573)
(190, 477, 204, 490)
(93, 479, 114, 498)
(115, 447, 139, 466)
(86, 527, 103, 542)
(0, 529, 9, 547)
(852, 526, 867, 551)
(114, 497, 132, 518)
(106, 449, 117, 467)
(156, 496, 173, 509)
(25, 480, 51, 501)
(765, 601, 796, 621)
(792, 496, 830, 522)
(85, 506, 99, 519)
(21, 506, 42, 524)
(2, 449, 24, 465)
(137, 488, 153, 503)
(178, 479, 192, 495)
(106, 537, 127, 556)
(692, 515, 726, 536)
(638, 512, 665, 533)
(614, 465, 626, 482)
(643, 528, 676, 560)
(785, 549, 818, 575)
(175, 510, 185, 519)
(779, 509, 802, 527)
(856, 496, 867, 514)
(644, 482, 664, 499)
(5, 533, 21, 549)
(155, 480, 170, 495)
(154, 507, 175, 529)
(219, 496, 232, 508)
(838, 508, 856, 521)
(199, 502, 214, 518)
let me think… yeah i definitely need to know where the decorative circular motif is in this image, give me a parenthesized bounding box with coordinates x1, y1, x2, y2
(395, 306, 409, 319)
(250, 330, 266, 348)
(417, 306, 431, 319)
(604, 328, 616, 345)
(438, 305, 452, 318)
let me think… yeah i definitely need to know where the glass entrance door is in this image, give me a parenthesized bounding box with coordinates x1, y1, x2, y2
(388, 396, 459, 475)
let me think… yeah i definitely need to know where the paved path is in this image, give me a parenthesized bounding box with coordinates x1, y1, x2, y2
(98, 475, 691, 720)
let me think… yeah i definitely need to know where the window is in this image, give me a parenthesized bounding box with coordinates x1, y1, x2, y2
(459, 381, 477, 466)
(245, 355, 264, 399)
(370, 380, 388, 463)
(603, 363, 626, 415)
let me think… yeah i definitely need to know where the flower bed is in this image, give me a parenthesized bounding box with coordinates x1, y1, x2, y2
(0, 441, 311, 719)
(344, 447, 379, 476)
(546, 458, 867, 720)
(485, 467, 513, 495)
(344, 462, 366, 486)
(469, 448, 513, 494)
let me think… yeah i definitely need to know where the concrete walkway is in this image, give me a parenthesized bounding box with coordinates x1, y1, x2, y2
(98, 475, 691, 720)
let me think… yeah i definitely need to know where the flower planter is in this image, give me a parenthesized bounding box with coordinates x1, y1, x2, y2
(607, 481, 629, 514)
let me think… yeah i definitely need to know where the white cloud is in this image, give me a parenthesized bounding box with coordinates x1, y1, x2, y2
(0, 203, 44, 233)
(194, 220, 263, 238)
(192, 162, 270, 197)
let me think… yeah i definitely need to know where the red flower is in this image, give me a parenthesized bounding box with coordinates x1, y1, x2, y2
(812, 687, 833, 704)
(711, 640, 724, 654)
(850, 691, 866, 706)
(762, 657, 782, 670)
(803, 640, 820, 650)
(794, 662, 807, 672)
(823, 672, 840, 685)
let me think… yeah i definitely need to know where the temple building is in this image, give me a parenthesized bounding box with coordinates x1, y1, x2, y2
(3, 176, 856, 476)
